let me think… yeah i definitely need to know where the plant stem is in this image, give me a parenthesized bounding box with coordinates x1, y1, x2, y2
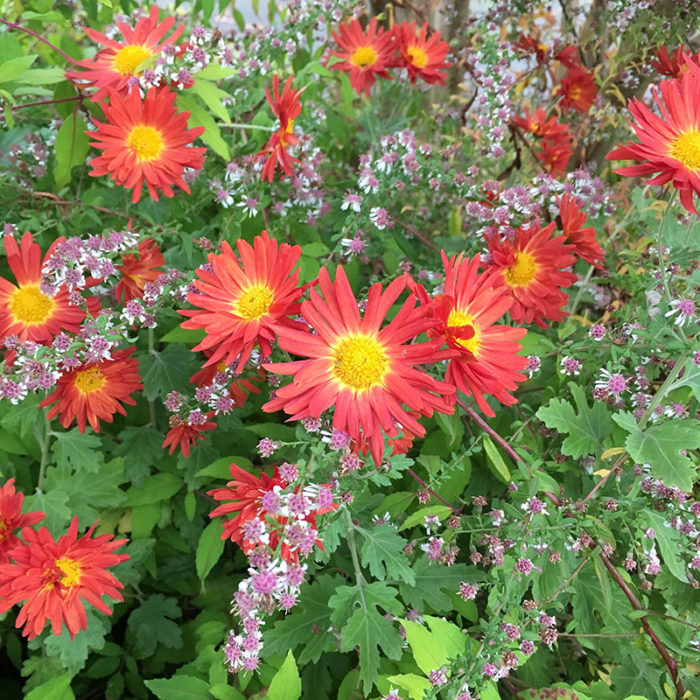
(343, 508, 366, 605)
(598, 552, 685, 699)
(0, 18, 76, 64)
(37, 410, 52, 493)
(219, 123, 276, 131)
(458, 398, 525, 465)
(637, 353, 688, 430)
(12, 95, 83, 112)
(405, 467, 461, 514)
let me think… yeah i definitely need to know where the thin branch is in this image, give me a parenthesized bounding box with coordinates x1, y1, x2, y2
(543, 557, 589, 604)
(406, 468, 461, 515)
(458, 398, 525, 465)
(598, 553, 684, 698)
(0, 18, 76, 64)
(12, 95, 83, 112)
(388, 215, 436, 249)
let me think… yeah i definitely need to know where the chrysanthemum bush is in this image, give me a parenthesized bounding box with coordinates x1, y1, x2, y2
(0, 0, 698, 698)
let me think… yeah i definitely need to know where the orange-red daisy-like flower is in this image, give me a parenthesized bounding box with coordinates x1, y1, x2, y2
(0, 517, 127, 640)
(536, 136, 573, 177)
(162, 412, 217, 458)
(163, 411, 216, 457)
(557, 194, 605, 268)
(650, 45, 700, 79)
(487, 222, 577, 329)
(66, 6, 184, 102)
(209, 463, 336, 563)
(88, 86, 205, 204)
(116, 238, 164, 302)
(257, 75, 305, 182)
(180, 231, 305, 370)
(0, 232, 90, 343)
(263, 266, 456, 465)
(392, 20, 452, 86)
(0, 479, 44, 565)
(326, 18, 394, 97)
(558, 65, 597, 113)
(511, 107, 570, 142)
(39, 347, 142, 433)
(606, 68, 700, 214)
(413, 253, 528, 417)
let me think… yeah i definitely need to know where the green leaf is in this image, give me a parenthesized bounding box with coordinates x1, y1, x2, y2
(196, 64, 236, 81)
(0, 54, 37, 83)
(177, 93, 229, 160)
(645, 511, 687, 582)
(145, 675, 212, 699)
(399, 559, 476, 612)
(54, 113, 90, 189)
(24, 673, 74, 700)
(613, 413, 700, 491)
(537, 383, 611, 458)
(196, 455, 251, 480)
(127, 594, 183, 659)
(401, 617, 465, 675)
(44, 609, 109, 675)
(359, 523, 415, 585)
(668, 358, 700, 401)
(267, 650, 301, 700)
(196, 520, 225, 582)
(23, 488, 72, 534)
(399, 505, 452, 532)
(16, 68, 65, 85)
(482, 434, 511, 482)
(114, 426, 165, 486)
(125, 472, 182, 506)
(610, 649, 663, 699)
(141, 345, 197, 401)
(339, 582, 404, 692)
(159, 326, 206, 344)
(385, 674, 432, 700)
(191, 78, 231, 123)
(51, 428, 101, 472)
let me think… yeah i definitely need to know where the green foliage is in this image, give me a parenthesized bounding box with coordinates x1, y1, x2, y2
(127, 594, 184, 659)
(266, 651, 302, 700)
(358, 523, 415, 585)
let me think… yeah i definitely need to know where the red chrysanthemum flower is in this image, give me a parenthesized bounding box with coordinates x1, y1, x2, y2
(162, 412, 216, 458)
(0, 517, 128, 640)
(536, 136, 573, 177)
(326, 18, 394, 97)
(257, 75, 305, 182)
(39, 347, 142, 433)
(209, 463, 336, 563)
(0, 232, 90, 344)
(263, 266, 456, 465)
(553, 45, 581, 69)
(558, 65, 597, 113)
(66, 6, 184, 102)
(392, 20, 452, 86)
(557, 194, 605, 268)
(88, 86, 205, 204)
(180, 231, 305, 370)
(511, 106, 571, 142)
(606, 68, 700, 214)
(116, 238, 164, 302)
(0, 479, 44, 565)
(413, 253, 528, 417)
(487, 222, 577, 329)
(650, 45, 700, 79)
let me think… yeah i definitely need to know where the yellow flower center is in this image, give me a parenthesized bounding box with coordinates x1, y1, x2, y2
(406, 45, 428, 68)
(447, 308, 482, 355)
(504, 251, 538, 287)
(332, 333, 388, 391)
(55, 557, 82, 588)
(112, 44, 152, 75)
(669, 129, 700, 170)
(234, 284, 275, 321)
(567, 84, 582, 102)
(8, 284, 55, 326)
(126, 125, 165, 162)
(74, 367, 107, 395)
(350, 45, 378, 68)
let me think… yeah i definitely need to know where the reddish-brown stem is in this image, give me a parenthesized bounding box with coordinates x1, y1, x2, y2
(598, 553, 685, 698)
(405, 468, 461, 515)
(457, 398, 525, 464)
(388, 215, 436, 249)
(583, 451, 627, 502)
(12, 95, 83, 112)
(0, 18, 76, 64)
(543, 556, 589, 604)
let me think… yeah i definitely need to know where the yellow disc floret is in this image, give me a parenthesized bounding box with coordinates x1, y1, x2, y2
(234, 284, 275, 320)
(504, 251, 537, 287)
(332, 333, 388, 391)
(8, 285, 55, 325)
(55, 557, 82, 588)
(74, 367, 107, 395)
(447, 308, 482, 355)
(670, 129, 700, 170)
(406, 45, 429, 68)
(112, 44, 152, 76)
(350, 46, 378, 68)
(126, 125, 165, 162)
